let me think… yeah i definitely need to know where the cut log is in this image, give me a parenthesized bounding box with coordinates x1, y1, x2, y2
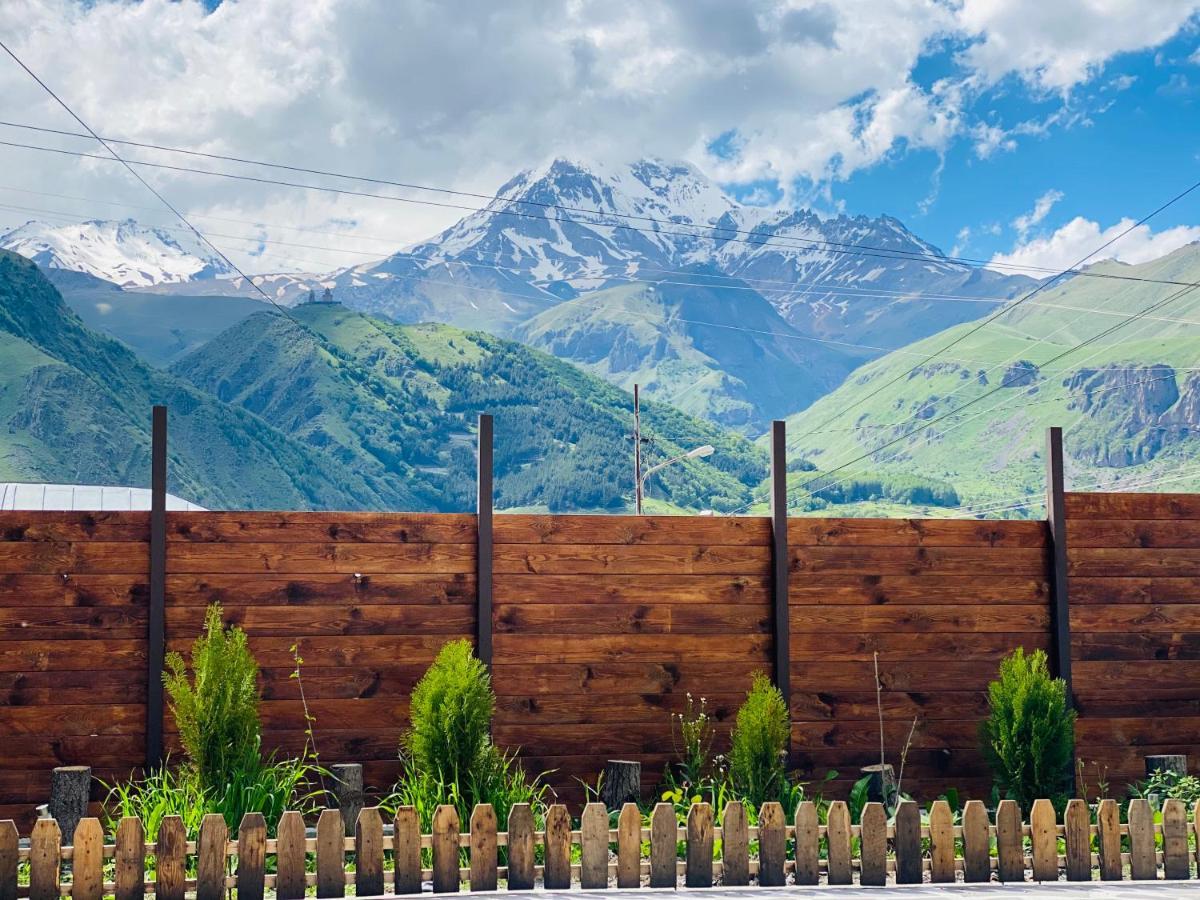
(1146, 755, 1188, 777)
(329, 764, 363, 836)
(48, 767, 90, 845)
(599, 760, 641, 809)
(859, 763, 895, 804)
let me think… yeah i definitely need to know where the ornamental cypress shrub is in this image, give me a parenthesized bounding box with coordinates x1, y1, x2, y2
(163, 603, 261, 791)
(729, 672, 789, 807)
(980, 648, 1076, 810)
(403, 639, 494, 784)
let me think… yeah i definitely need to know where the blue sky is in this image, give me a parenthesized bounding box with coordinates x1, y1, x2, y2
(723, 28, 1200, 262)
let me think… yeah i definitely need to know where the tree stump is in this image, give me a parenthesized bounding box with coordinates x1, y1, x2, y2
(1146, 755, 1187, 777)
(329, 764, 363, 836)
(599, 760, 641, 809)
(859, 764, 896, 805)
(48, 766, 90, 845)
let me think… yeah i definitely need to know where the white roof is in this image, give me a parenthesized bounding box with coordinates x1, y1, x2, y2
(0, 483, 205, 511)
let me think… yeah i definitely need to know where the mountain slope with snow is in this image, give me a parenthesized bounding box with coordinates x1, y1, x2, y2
(0, 219, 233, 288)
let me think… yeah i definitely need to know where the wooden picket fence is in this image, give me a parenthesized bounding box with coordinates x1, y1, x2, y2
(5, 796, 1200, 897)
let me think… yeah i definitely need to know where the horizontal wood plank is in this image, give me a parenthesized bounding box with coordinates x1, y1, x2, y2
(168, 512, 475, 543)
(0, 512, 148, 542)
(494, 515, 769, 545)
(1071, 577, 1200, 604)
(1071, 604, 1200, 633)
(790, 547, 1048, 576)
(1069, 548, 1200, 578)
(490, 633, 771, 663)
(788, 518, 1047, 548)
(167, 604, 474, 636)
(494, 574, 769, 605)
(790, 605, 1049, 633)
(1065, 492, 1200, 519)
(789, 575, 1049, 605)
(1070, 519, 1200, 549)
(166, 542, 475, 574)
(790, 631, 1047, 661)
(494, 603, 769, 635)
(493, 544, 768, 575)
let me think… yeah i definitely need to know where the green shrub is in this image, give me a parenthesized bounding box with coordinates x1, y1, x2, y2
(1131, 770, 1200, 809)
(980, 648, 1076, 810)
(163, 603, 261, 791)
(404, 639, 494, 785)
(728, 673, 789, 808)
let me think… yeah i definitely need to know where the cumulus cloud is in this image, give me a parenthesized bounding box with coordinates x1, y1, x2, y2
(991, 216, 1200, 270)
(0, 0, 1196, 273)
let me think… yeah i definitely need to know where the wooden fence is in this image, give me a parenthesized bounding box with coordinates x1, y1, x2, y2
(6, 797, 1200, 897)
(2, 490, 1199, 824)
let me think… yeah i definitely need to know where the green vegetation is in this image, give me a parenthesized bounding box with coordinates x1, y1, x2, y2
(386, 640, 548, 834)
(980, 648, 1076, 811)
(728, 673, 791, 809)
(104, 603, 321, 836)
(174, 304, 767, 512)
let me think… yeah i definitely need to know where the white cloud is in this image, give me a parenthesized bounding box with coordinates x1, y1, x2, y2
(1013, 188, 1065, 237)
(955, 0, 1200, 91)
(991, 216, 1200, 270)
(0, 0, 1195, 274)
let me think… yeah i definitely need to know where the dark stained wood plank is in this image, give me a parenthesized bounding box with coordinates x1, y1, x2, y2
(166, 572, 475, 606)
(495, 514, 770, 545)
(1070, 547, 1200, 578)
(167, 603, 474, 636)
(790, 574, 1049, 604)
(0, 704, 145, 736)
(789, 546, 1048, 576)
(1072, 604, 1200, 632)
(167, 541, 475, 575)
(1076, 660, 1200, 692)
(495, 544, 769, 575)
(1065, 492, 1200, 519)
(790, 659, 1043, 691)
(791, 632, 1045, 662)
(495, 603, 770, 634)
(491, 638, 770, 667)
(0, 542, 149, 575)
(164, 635, 467, 669)
(1073, 633, 1200, 663)
(0, 573, 147, 606)
(495, 692, 746, 726)
(792, 718, 981, 751)
(1072, 577, 1200, 604)
(790, 604, 1049, 632)
(1076, 716, 1200, 746)
(0, 639, 146, 672)
(0, 512, 149, 542)
(0, 607, 147, 640)
(1071, 518, 1200, 549)
(168, 511, 475, 543)
(791, 690, 990, 722)
(497, 573, 769, 605)
(789, 518, 1047, 548)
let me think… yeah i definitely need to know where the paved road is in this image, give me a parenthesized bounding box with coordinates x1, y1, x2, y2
(483, 885, 1200, 900)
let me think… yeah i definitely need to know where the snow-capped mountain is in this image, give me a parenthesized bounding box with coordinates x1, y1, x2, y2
(0, 219, 233, 288)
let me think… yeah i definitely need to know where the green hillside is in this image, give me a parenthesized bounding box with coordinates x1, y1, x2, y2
(172, 301, 767, 512)
(765, 244, 1200, 517)
(515, 276, 853, 432)
(0, 251, 411, 510)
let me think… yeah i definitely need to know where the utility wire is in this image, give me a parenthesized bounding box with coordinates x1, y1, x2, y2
(4, 132, 1200, 293)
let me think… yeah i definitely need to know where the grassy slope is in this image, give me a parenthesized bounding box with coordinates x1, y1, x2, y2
(763, 244, 1200, 517)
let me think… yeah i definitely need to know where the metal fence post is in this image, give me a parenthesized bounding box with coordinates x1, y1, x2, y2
(1045, 426, 1073, 707)
(477, 414, 494, 669)
(770, 421, 791, 730)
(147, 405, 167, 769)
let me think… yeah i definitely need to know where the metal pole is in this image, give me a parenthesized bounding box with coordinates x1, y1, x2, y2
(769, 421, 791, 741)
(1045, 426, 1073, 707)
(147, 405, 167, 769)
(476, 414, 494, 670)
(634, 385, 643, 515)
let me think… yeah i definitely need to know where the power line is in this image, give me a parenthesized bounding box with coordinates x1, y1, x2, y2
(4, 130, 1199, 294)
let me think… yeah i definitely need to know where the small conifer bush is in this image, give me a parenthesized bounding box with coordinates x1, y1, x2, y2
(728, 672, 789, 807)
(404, 639, 494, 784)
(980, 647, 1076, 810)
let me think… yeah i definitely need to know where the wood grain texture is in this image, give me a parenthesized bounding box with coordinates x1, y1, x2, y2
(894, 800, 923, 884)
(1096, 799, 1121, 881)
(824, 800, 852, 886)
(393, 807, 423, 895)
(929, 799, 956, 883)
(1030, 799, 1058, 883)
(1063, 799, 1090, 882)
(27, 819, 59, 900)
(757, 802, 786, 887)
(356, 807, 385, 897)
(1065, 492, 1200, 519)
(859, 802, 887, 887)
(721, 801, 749, 887)
(650, 803, 676, 888)
(236, 813, 266, 900)
(431, 805, 461, 894)
(995, 800, 1023, 883)
(276, 810, 307, 900)
(793, 800, 819, 887)
(962, 800, 990, 883)
(543, 804, 572, 890)
(113, 817, 143, 900)
(70, 817, 103, 900)
(1162, 798, 1189, 880)
(195, 814, 228, 900)
(155, 816, 185, 900)
(685, 802, 713, 888)
(616, 803, 641, 890)
(495, 514, 769, 545)
(580, 802, 610, 890)
(316, 809, 345, 898)
(0, 820, 15, 900)
(1128, 798, 1156, 881)
(468, 804, 497, 893)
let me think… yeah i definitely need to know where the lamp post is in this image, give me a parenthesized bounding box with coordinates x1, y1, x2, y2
(636, 444, 715, 514)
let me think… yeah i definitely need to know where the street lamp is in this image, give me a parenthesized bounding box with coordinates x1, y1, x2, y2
(637, 444, 715, 514)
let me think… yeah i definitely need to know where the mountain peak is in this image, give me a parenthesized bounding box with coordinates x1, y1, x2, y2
(0, 218, 233, 288)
